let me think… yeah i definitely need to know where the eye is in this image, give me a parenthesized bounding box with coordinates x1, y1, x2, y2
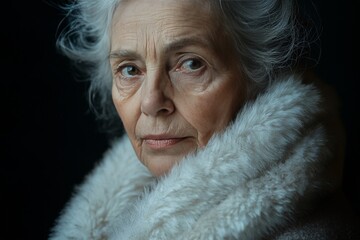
(118, 65, 141, 78)
(113, 63, 143, 94)
(177, 58, 205, 73)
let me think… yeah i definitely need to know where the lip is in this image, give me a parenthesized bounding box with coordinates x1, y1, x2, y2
(142, 135, 188, 150)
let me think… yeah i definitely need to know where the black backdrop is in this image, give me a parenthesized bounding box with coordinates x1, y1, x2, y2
(3, 0, 359, 239)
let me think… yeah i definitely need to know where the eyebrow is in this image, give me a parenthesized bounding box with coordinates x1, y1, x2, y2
(109, 49, 142, 60)
(109, 37, 211, 60)
(163, 37, 211, 54)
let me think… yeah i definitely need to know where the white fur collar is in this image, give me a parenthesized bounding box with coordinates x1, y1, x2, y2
(50, 74, 335, 240)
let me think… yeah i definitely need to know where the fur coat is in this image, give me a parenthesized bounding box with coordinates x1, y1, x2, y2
(49, 74, 359, 239)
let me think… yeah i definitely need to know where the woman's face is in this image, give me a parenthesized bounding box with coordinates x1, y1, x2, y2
(110, 0, 246, 176)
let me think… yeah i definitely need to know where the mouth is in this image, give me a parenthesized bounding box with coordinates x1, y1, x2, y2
(142, 135, 189, 150)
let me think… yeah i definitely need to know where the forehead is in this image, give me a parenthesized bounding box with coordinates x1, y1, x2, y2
(111, 0, 218, 49)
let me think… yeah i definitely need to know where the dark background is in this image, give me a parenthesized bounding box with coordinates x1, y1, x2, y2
(2, 0, 359, 239)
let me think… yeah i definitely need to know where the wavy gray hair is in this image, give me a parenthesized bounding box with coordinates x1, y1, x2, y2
(56, 0, 315, 129)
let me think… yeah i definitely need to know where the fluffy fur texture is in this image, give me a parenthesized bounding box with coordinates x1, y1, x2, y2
(49, 74, 342, 239)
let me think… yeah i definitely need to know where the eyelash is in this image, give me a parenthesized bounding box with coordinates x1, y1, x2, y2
(175, 57, 205, 74)
(117, 65, 141, 76)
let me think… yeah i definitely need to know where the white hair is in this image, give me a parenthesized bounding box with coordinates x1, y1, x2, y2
(56, 0, 317, 129)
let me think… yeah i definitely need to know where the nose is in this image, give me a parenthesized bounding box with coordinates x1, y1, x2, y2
(140, 71, 174, 117)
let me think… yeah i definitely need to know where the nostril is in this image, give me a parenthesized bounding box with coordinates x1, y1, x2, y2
(158, 107, 173, 115)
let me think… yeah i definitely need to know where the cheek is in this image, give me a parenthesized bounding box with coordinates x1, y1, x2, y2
(175, 96, 221, 147)
(177, 78, 244, 146)
(112, 85, 140, 142)
(112, 86, 145, 161)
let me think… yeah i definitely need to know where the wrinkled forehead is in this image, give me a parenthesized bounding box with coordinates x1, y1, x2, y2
(113, 0, 212, 16)
(110, 0, 221, 49)
(111, 0, 217, 34)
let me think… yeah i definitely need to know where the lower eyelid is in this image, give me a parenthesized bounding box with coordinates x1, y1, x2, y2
(175, 67, 206, 78)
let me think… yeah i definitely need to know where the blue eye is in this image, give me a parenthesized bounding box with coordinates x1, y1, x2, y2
(120, 65, 141, 78)
(180, 59, 204, 72)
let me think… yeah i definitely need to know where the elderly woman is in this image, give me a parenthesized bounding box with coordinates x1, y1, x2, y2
(49, 0, 359, 239)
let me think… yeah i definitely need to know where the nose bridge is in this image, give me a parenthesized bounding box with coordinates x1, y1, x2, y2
(141, 66, 174, 116)
(146, 64, 166, 90)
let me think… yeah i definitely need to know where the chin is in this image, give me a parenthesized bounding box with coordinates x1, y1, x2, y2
(145, 155, 183, 177)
